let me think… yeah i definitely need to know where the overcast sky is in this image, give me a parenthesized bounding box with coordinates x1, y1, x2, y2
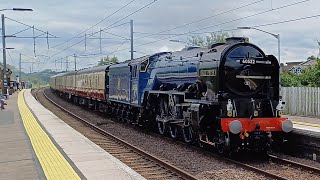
(2, 0, 320, 72)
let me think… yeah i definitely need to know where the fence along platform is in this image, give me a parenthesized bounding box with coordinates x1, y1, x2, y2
(281, 87, 320, 117)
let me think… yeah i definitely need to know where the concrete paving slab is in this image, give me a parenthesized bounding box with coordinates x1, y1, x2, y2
(285, 115, 320, 125)
(0, 140, 34, 162)
(283, 115, 320, 135)
(0, 159, 39, 180)
(294, 124, 320, 133)
(0, 127, 27, 143)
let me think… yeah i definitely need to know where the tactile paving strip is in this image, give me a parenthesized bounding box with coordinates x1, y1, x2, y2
(18, 90, 80, 180)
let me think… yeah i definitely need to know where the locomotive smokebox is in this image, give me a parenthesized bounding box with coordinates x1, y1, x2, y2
(225, 37, 249, 44)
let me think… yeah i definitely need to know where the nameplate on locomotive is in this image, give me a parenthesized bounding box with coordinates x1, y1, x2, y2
(199, 69, 216, 76)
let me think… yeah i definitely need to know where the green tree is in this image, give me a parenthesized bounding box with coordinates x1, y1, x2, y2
(281, 72, 302, 87)
(187, 32, 230, 48)
(97, 56, 119, 66)
(299, 59, 320, 87)
(307, 55, 317, 61)
(281, 58, 320, 87)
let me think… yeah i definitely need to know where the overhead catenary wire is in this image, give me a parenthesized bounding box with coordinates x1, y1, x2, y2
(86, 0, 310, 59)
(98, 0, 159, 33)
(48, 39, 130, 63)
(5, 17, 57, 38)
(134, 31, 184, 36)
(6, 50, 17, 67)
(51, 0, 138, 49)
(133, 0, 267, 41)
(101, 30, 130, 40)
(253, 14, 320, 28)
(49, 0, 160, 58)
(10, 27, 32, 36)
(73, 22, 130, 39)
(54, 41, 128, 70)
(13, 36, 58, 39)
(3, 16, 57, 66)
(116, 13, 320, 54)
(186, 0, 312, 35)
(48, 0, 265, 62)
(49, 0, 309, 61)
(39, 0, 312, 71)
(111, 0, 313, 53)
(178, 14, 320, 50)
(59, 40, 130, 60)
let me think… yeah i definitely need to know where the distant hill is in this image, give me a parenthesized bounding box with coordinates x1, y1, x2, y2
(21, 69, 64, 86)
(3, 63, 64, 86)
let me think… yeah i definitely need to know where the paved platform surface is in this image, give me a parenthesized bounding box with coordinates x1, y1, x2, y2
(284, 115, 320, 135)
(23, 89, 145, 180)
(0, 92, 42, 180)
(285, 115, 320, 125)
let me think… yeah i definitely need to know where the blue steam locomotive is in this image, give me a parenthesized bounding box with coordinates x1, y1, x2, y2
(50, 37, 293, 153)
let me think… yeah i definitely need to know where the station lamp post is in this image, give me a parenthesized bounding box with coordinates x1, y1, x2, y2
(237, 26, 280, 64)
(1, 8, 33, 95)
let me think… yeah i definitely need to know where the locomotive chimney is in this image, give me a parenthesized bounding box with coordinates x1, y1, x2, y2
(225, 37, 249, 44)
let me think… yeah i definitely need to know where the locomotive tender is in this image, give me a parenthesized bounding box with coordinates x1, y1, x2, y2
(50, 37, 293, 153)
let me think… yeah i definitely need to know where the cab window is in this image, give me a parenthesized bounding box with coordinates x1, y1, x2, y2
(140, 59, 148, 72)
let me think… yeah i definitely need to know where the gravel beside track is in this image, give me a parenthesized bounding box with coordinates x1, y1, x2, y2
(36, 88, 320, 179)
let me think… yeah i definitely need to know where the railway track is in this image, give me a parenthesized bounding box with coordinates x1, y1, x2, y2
(237, 154, 320, 180)
(268, 154, 320, 175)
(36, 88, 320, 180)
(37, 88, 197, 180)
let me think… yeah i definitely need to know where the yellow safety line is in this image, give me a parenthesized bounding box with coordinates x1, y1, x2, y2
(293, 121, 320, 128)
(18, 90, 80, 180)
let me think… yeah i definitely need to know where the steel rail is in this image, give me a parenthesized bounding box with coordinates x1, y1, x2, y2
(268, 154, 320, 175)
(41, 88, 197, 180)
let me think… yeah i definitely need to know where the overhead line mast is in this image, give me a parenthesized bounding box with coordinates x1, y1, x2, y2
(130, 20, 134, 60)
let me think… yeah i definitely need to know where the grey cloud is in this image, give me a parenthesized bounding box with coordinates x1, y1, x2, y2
(2, 0, 320, 72)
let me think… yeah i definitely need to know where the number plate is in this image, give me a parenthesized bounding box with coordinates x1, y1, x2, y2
(240, 59, 256, 65)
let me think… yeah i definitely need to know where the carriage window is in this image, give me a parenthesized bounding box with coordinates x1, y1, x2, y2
(140, 59, 148, 72)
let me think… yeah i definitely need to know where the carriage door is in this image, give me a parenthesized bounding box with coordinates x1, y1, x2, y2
(131, 64, 139, 105)
(105, 68, 110, 96)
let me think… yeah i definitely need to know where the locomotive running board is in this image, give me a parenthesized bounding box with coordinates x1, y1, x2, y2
(149, 90, 218, 105)
(184, 99, 219, 105)
(149, 90, 185, 95)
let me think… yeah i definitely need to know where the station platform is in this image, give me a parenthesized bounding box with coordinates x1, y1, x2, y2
(0, 90, 145, 180)
(284, 115, 320, 137)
